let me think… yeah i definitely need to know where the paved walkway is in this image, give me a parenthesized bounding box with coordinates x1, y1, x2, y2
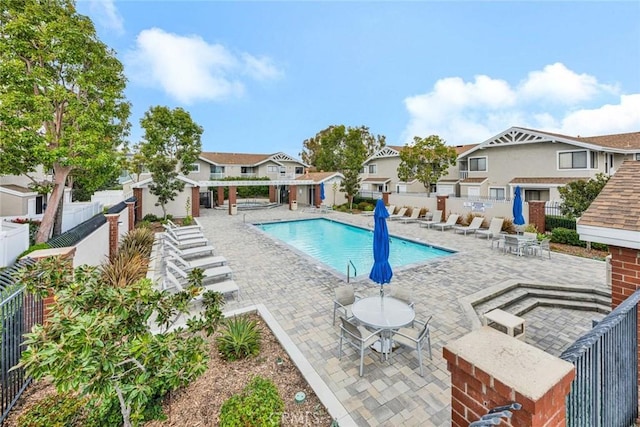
(188, 206, 608, 426)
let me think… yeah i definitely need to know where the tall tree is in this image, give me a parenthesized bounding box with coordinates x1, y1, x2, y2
(137, 106, 203, 218)
(397, 135, 458, 196)
(558, 173, 610, 218)
(0, 0, 130, 243)
(340, 127, 369, 210)
(300, 125, 385, 171)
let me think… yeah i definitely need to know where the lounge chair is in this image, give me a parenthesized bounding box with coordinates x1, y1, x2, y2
(163, 268, 239, 300)
(166, 260, 232, 285)
(161, 231, 209, 250)
(168, 252, 227, 271)
(162, 223, 204, 238)
(476, 217, 504, 239)
(388, 207, 408, 221)
(432, 214, 459, 231)
(417, 210, 443, 229)
(162, 240, 215, 260)
(453, 216, 485, 235)
(386, 205, 396, 216)
(167, 218, 202, 231)
(400, 208, 421, 224)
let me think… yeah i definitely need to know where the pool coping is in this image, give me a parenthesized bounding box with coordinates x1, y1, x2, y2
(225, 304, 357, 427)
(249, 216, 459, 282)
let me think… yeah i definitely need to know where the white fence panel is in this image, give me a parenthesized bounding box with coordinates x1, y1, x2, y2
(91, 190, 132, 207)
(0, 221, 29, 267)
(62, 202, 103, 233)
(388, 193, 438, 211)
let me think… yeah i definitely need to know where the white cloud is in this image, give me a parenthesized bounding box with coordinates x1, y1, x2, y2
(89, 0, 124, 35)
(126, 28, 283, 104)
(401, 63, 638, 145)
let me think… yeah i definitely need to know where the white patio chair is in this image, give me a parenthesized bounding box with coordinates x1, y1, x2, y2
(333, 285, 359, 325)
(162, 223, 204, 238)
(453, 216, 485, 235)
(161, 231, 209, 249)
(166, 259, 232, 285)
(385, 205, 396, 216)
(476, 217, 504, 240)
(388, 287, 414, 308)
(417, 210, 443, 229)
(166, 218, 202, 231)
(400, 208, 421, 224)
(162, 240, 215, 260)
(168, 252, 227, 271)
(164, 268, 239, 300)
(388, 207, 408, 221)
(390, 316, 432, 377)
(529, 238, 551, 259)
(432, 214, 460, 231)
(338, 316, 384, 377)
(503, 235, 528, 256)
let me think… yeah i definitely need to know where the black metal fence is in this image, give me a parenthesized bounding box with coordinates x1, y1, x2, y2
(560, 288, 640, 426)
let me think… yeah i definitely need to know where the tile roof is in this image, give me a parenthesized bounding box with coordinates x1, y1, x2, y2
(461, 177, 487, 184)
(362, 177, 391, 182)
(295, 171, 339, 183)
(510, 177, 585, 185)
(579, 160, 640, 232)
(0, 184, 33, 193)
(200, 152, 273, 165)
(455, 144, 478, 155)
(387, 145, 405, 151)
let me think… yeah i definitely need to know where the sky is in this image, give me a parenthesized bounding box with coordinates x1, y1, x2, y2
(78, 1, 640, 157)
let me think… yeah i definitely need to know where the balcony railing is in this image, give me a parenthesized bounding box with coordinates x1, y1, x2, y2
(459, 170, 468, 180)
(209, 173, 226, 179)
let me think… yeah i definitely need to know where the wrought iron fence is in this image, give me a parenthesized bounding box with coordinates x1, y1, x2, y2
(0, 258, 43, 424)
(560, 288, 640, 426)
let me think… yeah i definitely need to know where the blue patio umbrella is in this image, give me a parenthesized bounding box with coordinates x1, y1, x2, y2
(320, 181, 325, 201)
(513, 186, 525, 225)
(369, 199, 393, 296)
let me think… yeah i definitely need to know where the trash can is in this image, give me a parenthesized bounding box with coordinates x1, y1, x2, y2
(230, 204, 238, 215)
(291, 200, 298, 211)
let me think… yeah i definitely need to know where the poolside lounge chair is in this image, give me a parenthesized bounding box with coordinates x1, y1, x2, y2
(164, 268, 239, 300)
(162, 223, 204, 238)
(162, 240, 215, 260)
(400, 208, 421, 224)
(432, 214, 459, 231)
(168, 252, 227, 271)
(453, 216, 485, 236)
(386, 205, 396, 216)
(476, 217, 504, 240)
(417, 210, 443, 229)
(167, 218, 202, 231)
(161, 231, 209, 250)
(166, 260, 232, 285)
(388, 207, 408, 221)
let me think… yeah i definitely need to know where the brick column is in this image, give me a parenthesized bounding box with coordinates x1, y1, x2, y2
(289, 185, 297, 210)
(382, 192, 390, 206)
(105, 214, 119, 260)
(133, 188, 143, 220)
(528, 201, 546, 233)
(217, 186, 225, 206)
(228, 186, 237, 215)
(444, 327, 574, 427)
(125, 200, 135, 231)
(22, 247, 76, 322)
(269, 185, 276, 203)
(437, 195, 448, 216)
(191, 186, 200, 217)
(314, 184, 321, 207)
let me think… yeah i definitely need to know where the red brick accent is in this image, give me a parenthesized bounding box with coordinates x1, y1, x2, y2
(228, 186, 237, 215)
(133, 188, 143, 220)
(382, 192, 390, 205)
(217, 186, 225, 206)
(191, 186, 200, 217)
(105, 214, 119, 260)
(269, 185, 276, 203)
(528, 200, 546, 233)
(289, 185, 297, 210)
(314, 184, 321, 207)
(125, 201, 135, 231)
(437, 195, 448, 215)
(444, 340, 574, 427)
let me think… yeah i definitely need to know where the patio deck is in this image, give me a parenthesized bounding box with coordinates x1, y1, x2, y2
(190, 206, 608, 426)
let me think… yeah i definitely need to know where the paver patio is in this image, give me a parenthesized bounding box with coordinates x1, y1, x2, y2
(189, 206, 608, 426)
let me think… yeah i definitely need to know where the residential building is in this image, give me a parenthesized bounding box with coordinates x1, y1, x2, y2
(456, 127, 640, 201)
(189, 152, 307, 181)
(0, 166, 68, 217)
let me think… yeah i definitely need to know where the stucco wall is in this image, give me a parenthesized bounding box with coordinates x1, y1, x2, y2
(0, 192, 28, 216)
(73, 222, 109, 267)
(142, 186, 193, 218)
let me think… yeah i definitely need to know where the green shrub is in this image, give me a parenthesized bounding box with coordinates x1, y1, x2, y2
(352, 195, 377, 206)
(18, 243, 51, 259)
(546, 215, 576, 231)
(357, 201, 370, 211)
(17, 393, 89, 427)
(219, 376, 284, 427)
(142, 213, 158, 222)
(118, 227, 155, 259)
(216, 315, 262, 361)
(592, 242, 609, 251)
(551, 227, 585, 247)
(363, 205, 374, 212)
(182, 215, 193, 226)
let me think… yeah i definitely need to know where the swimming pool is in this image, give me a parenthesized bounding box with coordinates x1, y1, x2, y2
(255, 218, 455, 278)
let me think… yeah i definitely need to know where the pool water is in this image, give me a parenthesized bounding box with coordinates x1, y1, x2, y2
(256, 218, 454, 277)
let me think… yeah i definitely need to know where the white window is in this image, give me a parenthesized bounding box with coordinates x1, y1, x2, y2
(267, 165, 278, 173)
(280, 167, 286, 176)
(469, 157, 487, 172)
(189, 163, 200, 173)
(489, 187, 505, 200)
(558, 150, 588, 169)
(467, 187, 480, 198)
(635, 153, 640, 161)
(368, 164, 377, 174)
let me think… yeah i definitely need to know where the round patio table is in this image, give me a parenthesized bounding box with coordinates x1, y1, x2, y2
(352, 296, 415, 355)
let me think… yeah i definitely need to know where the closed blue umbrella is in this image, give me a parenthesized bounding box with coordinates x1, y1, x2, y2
(513, 186, 525, 225)
(320, 181, 325, 201)
(369, 199, 393, 296)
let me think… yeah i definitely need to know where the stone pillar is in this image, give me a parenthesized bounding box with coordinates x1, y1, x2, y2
(289, 185, 297, 210)
(133, 188, 143, 220)
(528, 201, 546, 233)
(191, 186, 200, 217)
(269, 185, 276, 203)
(105, 214, 120, 260)
(444, 327, 575, 427)
(125, 200, 135, 231)
(217, 186, 225, 206)
(314, 184, 321, 207)
(437, 195, 448, 217)
(22, 247, 76, 322)
(228, 186, 237, 215)
(382, 192, 390, 206)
